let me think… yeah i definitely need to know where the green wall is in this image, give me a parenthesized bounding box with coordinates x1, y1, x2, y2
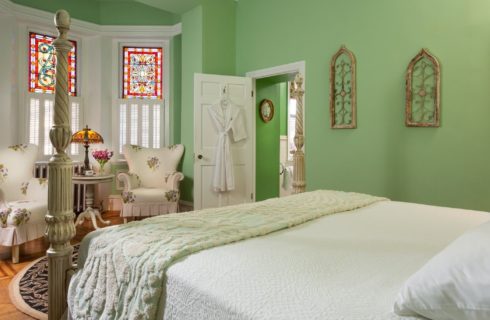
(201, 0, 236, 74)
(11, 0, 179, 25)
(256, 79, 282, 201)
(255, 80, 288, 201)
(236, 0, 490, 211)
(180, 5, 204, 201)
(179, 0, 236, 202)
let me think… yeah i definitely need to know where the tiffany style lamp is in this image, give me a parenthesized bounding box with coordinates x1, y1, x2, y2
(71, 125, 104, 174)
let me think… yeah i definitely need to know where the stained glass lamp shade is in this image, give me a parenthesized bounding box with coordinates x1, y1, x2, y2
(71, 125, 104, 173)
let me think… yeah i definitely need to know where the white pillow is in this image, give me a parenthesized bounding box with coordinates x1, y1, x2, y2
(394, 219, 490, 320)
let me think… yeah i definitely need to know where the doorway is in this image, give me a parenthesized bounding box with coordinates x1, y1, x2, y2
(246, 61, 306, 201)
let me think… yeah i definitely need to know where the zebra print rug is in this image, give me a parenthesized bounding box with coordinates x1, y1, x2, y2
(8, 245, 79, 320)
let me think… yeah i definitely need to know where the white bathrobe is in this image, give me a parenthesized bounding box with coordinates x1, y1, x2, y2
(208, 99, 247, 192)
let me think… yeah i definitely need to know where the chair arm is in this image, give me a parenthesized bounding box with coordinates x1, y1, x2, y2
(164, 172, 184, 190)
(117, 172, 141, 192)
(24, 177, 48, 203)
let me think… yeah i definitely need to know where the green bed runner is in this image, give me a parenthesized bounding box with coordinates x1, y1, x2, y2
(70, 190, 386, 319)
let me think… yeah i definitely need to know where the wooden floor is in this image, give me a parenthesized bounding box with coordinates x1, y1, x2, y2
(0, 211, 124, 320)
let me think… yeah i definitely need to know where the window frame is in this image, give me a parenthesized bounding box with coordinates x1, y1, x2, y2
(28, 31, 78, 97)
(20, 26, 84, 160)
(112, 39, 170, 158)
(121, 46, 163, 100)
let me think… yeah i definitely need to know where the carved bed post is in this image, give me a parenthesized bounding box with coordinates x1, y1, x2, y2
(46, 10, 76, 319)
(291, 74, 306, 194)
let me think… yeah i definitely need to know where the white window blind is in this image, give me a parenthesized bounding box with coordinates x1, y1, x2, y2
(119, 104, 127, 153)
(153, 104, 161, 148)
(27, 94, 83, 158)
(43, 100, 54, 155)
(29, 98, 40, 145)
(141, 104, 149, 147)
(71, 102, 80, 155)
(130, 104, 138, 145)
(117, 100, 164, 153)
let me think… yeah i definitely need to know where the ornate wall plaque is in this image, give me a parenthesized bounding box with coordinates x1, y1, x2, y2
(330, 45, 356, 129)
(406, 49, 441, 127)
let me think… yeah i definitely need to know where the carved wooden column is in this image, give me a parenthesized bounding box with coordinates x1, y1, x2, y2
(45, 10, 76, 320)
(291, 74, 306, 194)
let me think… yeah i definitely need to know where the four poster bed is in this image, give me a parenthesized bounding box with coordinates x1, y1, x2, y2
(47, 11, 490, 320)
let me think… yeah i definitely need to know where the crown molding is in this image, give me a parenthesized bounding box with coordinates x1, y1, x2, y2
(0, 0, 181, 38)
(100, 23, 181, 38)
(0, 0, 13, 12)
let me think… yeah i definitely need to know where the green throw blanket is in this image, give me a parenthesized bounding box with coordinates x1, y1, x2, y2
(70, 190, 386, 319)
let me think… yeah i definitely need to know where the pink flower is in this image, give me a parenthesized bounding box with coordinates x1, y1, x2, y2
(92, 149, 114, 161)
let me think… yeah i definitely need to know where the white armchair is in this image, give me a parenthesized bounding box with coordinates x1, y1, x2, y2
(118, 144, 184, 222)
(0, 144, 48, 263)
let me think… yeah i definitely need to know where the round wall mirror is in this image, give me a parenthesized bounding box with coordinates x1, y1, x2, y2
(259, 99, 274, 123)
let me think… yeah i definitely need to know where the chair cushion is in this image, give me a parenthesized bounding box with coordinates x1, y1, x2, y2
(0, 144, 38, 201)
(0, 200, 47, 227)
(123, 144, 184, 188)
(122, 188, 179, 204)
(0, 200, 47, 246)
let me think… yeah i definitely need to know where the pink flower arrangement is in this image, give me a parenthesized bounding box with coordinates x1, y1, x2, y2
(92, 149, 113, 171)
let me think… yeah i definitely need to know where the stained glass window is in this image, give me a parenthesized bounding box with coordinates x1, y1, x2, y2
(123, 47, 163, 99)
(29, 32, 77, 96)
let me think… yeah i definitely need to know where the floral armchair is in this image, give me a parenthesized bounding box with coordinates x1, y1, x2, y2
(0, 144, 48, 263)
(118, 144, 184, 223)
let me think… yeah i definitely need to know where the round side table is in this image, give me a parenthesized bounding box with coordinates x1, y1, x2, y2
(73, 174, 114, 229)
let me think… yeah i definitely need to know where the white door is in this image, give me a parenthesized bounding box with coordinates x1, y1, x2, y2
(194, 73, 255, 210)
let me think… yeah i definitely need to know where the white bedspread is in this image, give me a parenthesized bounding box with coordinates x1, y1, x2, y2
(72, 200, 489, 320)
(160, 201, 489, 320)
(69, 191, 384, 319)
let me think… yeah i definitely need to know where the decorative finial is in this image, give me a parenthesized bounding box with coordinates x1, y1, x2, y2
(54, 10, 71, 37)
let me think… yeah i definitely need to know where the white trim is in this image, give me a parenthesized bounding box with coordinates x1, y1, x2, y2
(17, 22, 27, 144)
(245, 61, 306, 81)
(100, 24, 181, 38)
(0, 0, 13, 13)
(0, 0, 182, 38)
(245, 61, 307, 200)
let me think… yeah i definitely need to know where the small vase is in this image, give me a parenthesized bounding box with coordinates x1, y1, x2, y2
(95, 161, 111, 175)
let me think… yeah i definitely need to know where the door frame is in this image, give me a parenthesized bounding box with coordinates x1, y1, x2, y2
(245, 61, 306, 201)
